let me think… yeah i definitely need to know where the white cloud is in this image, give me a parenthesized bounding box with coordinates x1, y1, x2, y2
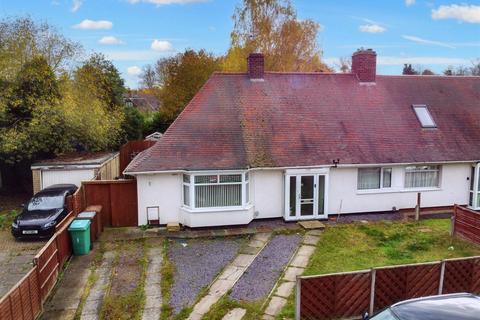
(73, 19, 113, 30)
(71, 0, 83, 12)
(359, 24, 386, 33)
(151, 39, 173, 51)
(432, 4, 480, 24)
(127, 66, 142, 76)
(402, 35, 456, 49)
(128, 0, 208, 5)
(99, 36, 124, 45)
(405, 0, 415, 7)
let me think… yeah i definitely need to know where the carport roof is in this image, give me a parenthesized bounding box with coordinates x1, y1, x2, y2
(31, 152, 118, 169)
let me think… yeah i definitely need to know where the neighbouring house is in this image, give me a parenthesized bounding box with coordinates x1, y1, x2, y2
(125, 49, 480, 228)
(124, 92, 161, 113)
(31, 152, 119, 194)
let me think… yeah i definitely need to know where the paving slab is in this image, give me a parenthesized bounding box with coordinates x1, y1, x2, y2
(275, 281, 295, 298)
(296, 245, 316, 257)
(222, 308, 246, 320)
(284, 267, 305, 282)
(306, 229, 324, 236)
(303, 235, 320, 245)
(210, 279, 235, 296)
(253, 233, 271, 242)
(142, 245, 163, 320)
(232, 254, 255, 267)
(290, 254, 310, 268)
(218, 266, 244, 281)
(264, 297, 287, 316)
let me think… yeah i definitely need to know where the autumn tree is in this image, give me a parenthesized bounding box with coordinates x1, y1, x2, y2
(402, 64, 418, 75)
(141, 49, 222, 132)
(223, 0, 330, 72)
(444, 60, 480, 76)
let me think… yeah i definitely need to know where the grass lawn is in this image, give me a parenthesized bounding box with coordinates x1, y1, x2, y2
(276, 218, 480, 319)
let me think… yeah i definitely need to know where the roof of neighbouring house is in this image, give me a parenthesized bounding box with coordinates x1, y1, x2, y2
(32, 152, 118, 169)
(125, 72, 480, 173)
(124, 92, 161, 112)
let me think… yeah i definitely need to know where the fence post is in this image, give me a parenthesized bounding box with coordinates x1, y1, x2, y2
(439, 260, 446, 294)
(451, 205, 457, 236)
(369, 268, 376, 315)
(295, 276, 301, 320)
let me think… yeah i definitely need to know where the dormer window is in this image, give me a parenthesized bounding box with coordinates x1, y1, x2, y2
(413, 105, 436, 128)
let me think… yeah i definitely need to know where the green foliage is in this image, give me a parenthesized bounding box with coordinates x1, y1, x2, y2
(224, 0, 331, 72)
(0, 210, 17, 230)
(141, 49, 222, 130)
(121, 105, 144, 141)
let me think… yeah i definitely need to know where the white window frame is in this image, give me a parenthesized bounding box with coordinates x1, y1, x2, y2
(412, 104, 437, 128)
(182, 171, 250, 211)
(404, 165, 441, 189)
(357, 167, 393, 190)
(469, 163, 480, 210)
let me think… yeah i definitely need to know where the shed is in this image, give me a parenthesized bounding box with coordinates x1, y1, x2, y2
(31, 152, 120, 194)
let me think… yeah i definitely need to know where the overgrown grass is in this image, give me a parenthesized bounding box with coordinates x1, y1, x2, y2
(276, 219, 480, 319)
(201, 295, 264, 320)
(0, 210, 17, 230)
(160, 238, 174, 320)
(100, 239, 148, 320)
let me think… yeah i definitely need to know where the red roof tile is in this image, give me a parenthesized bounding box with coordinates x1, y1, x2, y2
(125, 72, 480, 173)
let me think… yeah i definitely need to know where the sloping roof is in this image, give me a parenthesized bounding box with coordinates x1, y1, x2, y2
(124, 92, 161, 112)
(32, 152, 118, 169)
(125, 72, 480, 173)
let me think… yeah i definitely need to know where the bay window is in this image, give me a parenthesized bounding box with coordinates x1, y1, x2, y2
(405, 165, 440, 188)
(469, 164, 480, 209)
(358, 167, 392, 190)
(182, 172, 249, 209)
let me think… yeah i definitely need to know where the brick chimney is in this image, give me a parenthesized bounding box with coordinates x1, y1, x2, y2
(352, 48, 377, 83)
(247, 53, 264, 80)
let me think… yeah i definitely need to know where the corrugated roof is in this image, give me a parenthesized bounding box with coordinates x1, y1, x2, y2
(125, 72, 480, 173)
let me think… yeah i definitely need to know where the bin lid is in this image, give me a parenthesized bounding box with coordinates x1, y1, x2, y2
(68, 219, 90, 231)
(78, 211, 96, 218)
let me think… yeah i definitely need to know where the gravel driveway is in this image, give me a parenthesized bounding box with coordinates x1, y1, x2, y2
(230, 234, 302, 302)
(168, 237, 244, 315)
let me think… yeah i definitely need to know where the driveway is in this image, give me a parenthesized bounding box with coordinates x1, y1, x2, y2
(0, 230, 46, 297)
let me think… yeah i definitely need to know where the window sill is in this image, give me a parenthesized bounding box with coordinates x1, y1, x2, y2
(181, 204, 253, 213)
(356, 187, 441, 195)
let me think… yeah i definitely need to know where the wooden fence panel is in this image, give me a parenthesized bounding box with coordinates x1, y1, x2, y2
(300, 271, 371, 320)
(443, 257, 480, 294)
(374, 263, 440, 311)
(119, 140, 155, 173)
(453, 205, 480, 245)
(83, 180, 138, 227)
(0, 267, 42, 320)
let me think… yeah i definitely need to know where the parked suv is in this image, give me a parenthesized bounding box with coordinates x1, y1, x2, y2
(11, 184, 77, 239)
(364, 293, 480, 320)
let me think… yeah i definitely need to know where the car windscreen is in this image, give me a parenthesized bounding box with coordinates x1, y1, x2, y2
(27, 194, 64, 211)
(370, 309, 398, 320)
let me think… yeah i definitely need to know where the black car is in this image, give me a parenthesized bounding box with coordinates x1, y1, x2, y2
(365, 293, 480, 320)
(11, 184, 78, 239)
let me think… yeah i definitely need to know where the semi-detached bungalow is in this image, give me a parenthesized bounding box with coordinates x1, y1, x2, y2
(125, 48, 480, 228)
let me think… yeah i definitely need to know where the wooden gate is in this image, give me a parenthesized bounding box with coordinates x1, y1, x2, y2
(83, 180, 138, 227)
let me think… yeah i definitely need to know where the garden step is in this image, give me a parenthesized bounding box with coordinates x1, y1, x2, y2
(298, 220, 325, 230)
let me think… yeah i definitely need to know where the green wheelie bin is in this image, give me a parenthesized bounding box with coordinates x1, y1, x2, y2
(68, 219, 91, 255)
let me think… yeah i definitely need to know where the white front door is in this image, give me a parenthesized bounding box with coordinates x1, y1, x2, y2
(285, 172, 328, 221)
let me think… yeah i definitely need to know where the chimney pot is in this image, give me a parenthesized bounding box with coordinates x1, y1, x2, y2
(352, 48, 377, 82)
(247, 53, 264, 80)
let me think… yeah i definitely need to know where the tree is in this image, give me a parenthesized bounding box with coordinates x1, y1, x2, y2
(402, 64, 418, 75)
(140, 64, 158, 89)
(223, 0, 330, 72)
(121, 105, 144, 141)
(0, 17, 81, 78)
(337, 57, 351, 73)
(147, 49, 222, 130)
(74, 53, 125, 110)
(421, 69, 435, 75)
(444, 60, 480, 76)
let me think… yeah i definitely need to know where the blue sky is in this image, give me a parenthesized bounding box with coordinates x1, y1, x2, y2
(1, 0, 479, 88)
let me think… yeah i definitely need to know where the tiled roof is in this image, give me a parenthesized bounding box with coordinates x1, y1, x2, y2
(125, 72, 480, 173)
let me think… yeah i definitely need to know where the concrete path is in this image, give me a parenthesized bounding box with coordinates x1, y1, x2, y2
(222, 308, 246, 320)
(187, 232, 272, 320)
(80, 250, 116, 320)
(142, 246, 163, 320)
(262, 230, 322, 319)
(42, 253, 94, 320)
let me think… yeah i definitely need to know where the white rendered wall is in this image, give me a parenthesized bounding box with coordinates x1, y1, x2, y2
(41, 169, 94, 189)
(251, 170, 283, 219)
(328, 163, 470, 214)
(136, 173, 182, 226)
